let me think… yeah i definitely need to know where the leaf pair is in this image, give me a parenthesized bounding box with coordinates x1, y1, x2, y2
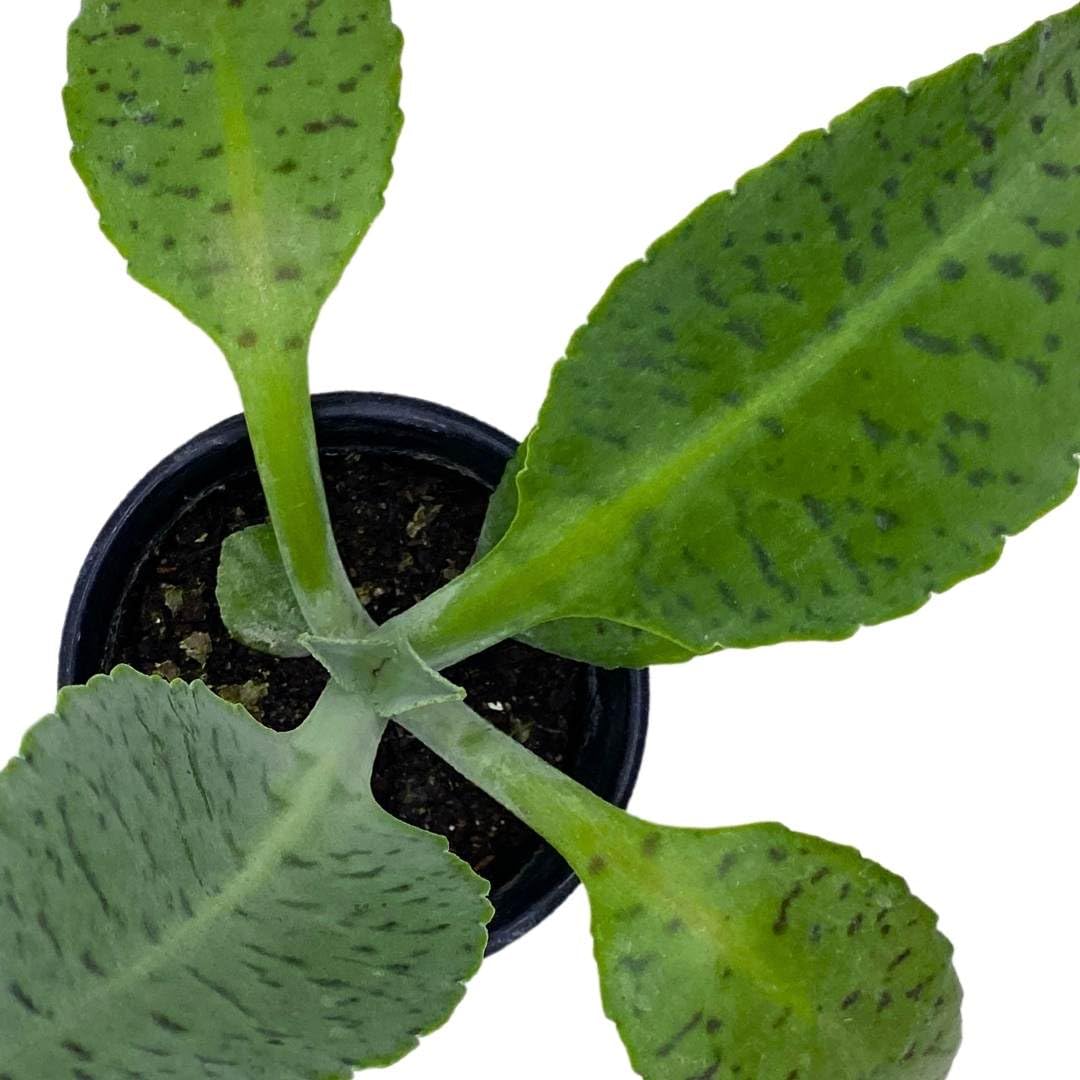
(39, 6, 490, 1079)
(0, 670, 491, 1079)
(389, 4, 1080, 670)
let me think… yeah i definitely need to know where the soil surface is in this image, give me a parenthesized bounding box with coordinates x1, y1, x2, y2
(103, 448, 590, 886)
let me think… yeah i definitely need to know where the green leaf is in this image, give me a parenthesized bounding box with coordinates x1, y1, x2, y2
(389, 5, 1080, 670)
(581, 820, 960, 1080)
(218, 523, 311, 657)
(64, 0, 402, 363)
(384, 692, 961, 1080)
(475, 443, 696, 666)
(0, 668, 491, 1078)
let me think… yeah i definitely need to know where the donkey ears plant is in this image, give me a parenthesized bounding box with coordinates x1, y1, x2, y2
(2, 1, 1077, 1077)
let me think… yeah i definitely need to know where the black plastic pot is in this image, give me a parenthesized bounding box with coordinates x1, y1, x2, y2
(58, 391, 648, 954)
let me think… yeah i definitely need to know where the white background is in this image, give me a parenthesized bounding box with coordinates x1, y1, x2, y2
(2, 1, 1077, 1077)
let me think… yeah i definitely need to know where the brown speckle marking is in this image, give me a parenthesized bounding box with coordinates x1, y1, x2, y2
(275, 266, 302, 282)
(887, 947, 912, 972)
(773, 882, 803, 934)
(716, 852, 739, 879)
(587, 855, 607, 875)
(657, 1011, 703, 1058)
(1031, 272, 1062, 303)
(237, 330, 258, 349)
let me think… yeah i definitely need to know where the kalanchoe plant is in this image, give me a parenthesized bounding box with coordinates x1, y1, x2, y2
(2, 1, 1078, 1077)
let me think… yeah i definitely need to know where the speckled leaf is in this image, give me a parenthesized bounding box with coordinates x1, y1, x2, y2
(0, 668, 490, 1079)
(581, 819, 960, 1080)
(390, 695, 962, 1079)
(64, 0, 402, 364)
(217, 523, 311, 657)
(400, 6, 1080, 670)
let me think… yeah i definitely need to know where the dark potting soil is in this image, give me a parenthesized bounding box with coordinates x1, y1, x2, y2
(102, 448, 590, 886)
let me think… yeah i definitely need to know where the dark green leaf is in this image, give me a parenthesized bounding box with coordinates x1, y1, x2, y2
(396, 5, 1080, 670)
(0, 669, 490, 1078)
(65, 0, 402, 361)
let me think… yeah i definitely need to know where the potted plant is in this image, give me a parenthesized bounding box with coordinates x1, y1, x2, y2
(2, 2, 1077, 1078)
(57, 390, 651, 953)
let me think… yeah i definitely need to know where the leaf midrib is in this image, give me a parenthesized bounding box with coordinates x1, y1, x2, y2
(211, 16, 274, 315)
(6, 749, 337, 1069)
(598, 834, 816, 1026)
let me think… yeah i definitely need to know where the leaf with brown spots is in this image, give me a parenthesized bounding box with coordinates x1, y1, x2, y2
(0, 670, 490, 1078)
(581, 820, 960, 1080)
(384, 5, 1080, 670)
(65, 0, 402, 369)
(387, 692, 961, 1080)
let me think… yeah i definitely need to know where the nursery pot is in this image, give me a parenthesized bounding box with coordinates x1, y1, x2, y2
(58, 391, 649, 954)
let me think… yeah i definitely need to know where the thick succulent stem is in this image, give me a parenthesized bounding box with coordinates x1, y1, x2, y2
(232, 350, 376, 641)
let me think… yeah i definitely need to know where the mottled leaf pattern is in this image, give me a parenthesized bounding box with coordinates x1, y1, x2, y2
(65, 0, 402, 363)
(217, 523, 311, 657)
(401, 5, 1080, 670)
(0, 669, 490, 1078)
(581, 820, 960, 1080)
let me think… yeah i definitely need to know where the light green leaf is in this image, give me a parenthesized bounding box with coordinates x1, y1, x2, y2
(390, 5, 1080, 670)
(475, 443, 696, 666)
(218, 523, 310, 657)
(64, 0, 402, 363)
(0, 668, 490, 1079)
(389, 694, 961, 1080)
(582, 819, 960, 1080)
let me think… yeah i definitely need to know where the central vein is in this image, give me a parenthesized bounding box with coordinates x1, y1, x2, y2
(211, 20, 273, 308)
